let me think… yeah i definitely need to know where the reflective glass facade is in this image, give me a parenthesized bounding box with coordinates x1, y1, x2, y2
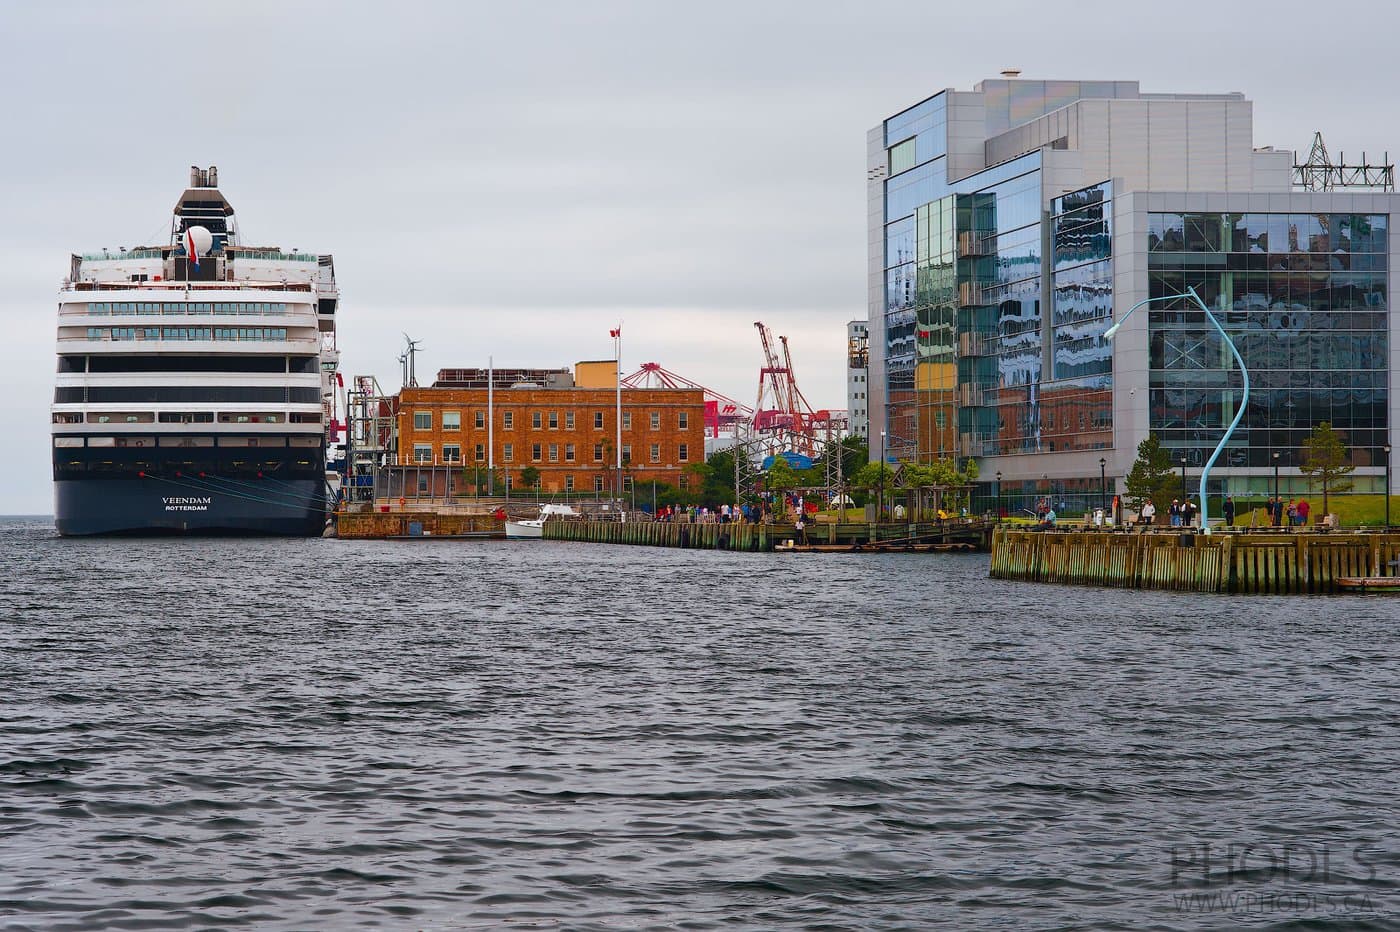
(880, 90, 1045, 463)
(1147, 212, 1389, 469)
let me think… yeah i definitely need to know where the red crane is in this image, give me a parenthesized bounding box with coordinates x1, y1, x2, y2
(753, 322, 845, 457)
(620, 361, 754, 438)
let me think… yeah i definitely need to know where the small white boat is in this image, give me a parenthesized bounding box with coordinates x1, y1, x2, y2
(504, 503, 579, 539)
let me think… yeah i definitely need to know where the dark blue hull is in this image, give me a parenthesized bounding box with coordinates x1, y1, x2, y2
(54, 478, 327, 536)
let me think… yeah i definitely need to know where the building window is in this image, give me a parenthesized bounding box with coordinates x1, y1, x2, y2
(649, 411, 660, 430)
(413, 443, 432, 463)
(678, 443, 688, 462)
(622, 444, 631, 464)
(679, 474, 688, 489)
(503, 411, 514, 429)
(503, 443, 513, 462)
(565, 411, 575, 430)
(593, 443, 604, 462)
(650, 443, 660, 463)
(565, 475, 574, 492)
(531, 443, 542, 461)
(442, 444, 461, 463)
(623, 476, 633, 492)
(442, 411, 461, 430)
(532, 411, 542, 429)
(565, 443, 575, 462)
(548, 411, 558, 429)
(622, 412, 632, 430)
(594, 411, 604, 429)
(678, 411, 688, 429)
(474, 444, 485, 462)
(474, 411, 485, 429)
(548, 444, 559, 462)
(413, 411, 431, 430)
(594, 475, 604, 492)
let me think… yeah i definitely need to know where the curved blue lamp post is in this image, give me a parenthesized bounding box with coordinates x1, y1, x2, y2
(1104, 285, 1249, 534)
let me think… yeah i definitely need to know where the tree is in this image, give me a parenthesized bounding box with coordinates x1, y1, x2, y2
(852, 460, 898, 517)
(1124, 434, 1177, 513)
(1300, 421, 1354, 519)
(519, 465, 541, 490)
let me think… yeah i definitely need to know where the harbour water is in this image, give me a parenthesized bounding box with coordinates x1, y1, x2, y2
(2, 515, 1397, 928)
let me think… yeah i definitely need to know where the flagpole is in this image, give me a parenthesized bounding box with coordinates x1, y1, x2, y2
(615, 324, 623, 505)
(487, 355, 494, 498)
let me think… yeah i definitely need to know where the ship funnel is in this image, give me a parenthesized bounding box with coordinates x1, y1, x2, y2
(190, 165, 219, 188)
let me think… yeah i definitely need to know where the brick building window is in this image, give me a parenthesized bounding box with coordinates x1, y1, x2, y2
(678, 443, 688, 462)
(593, 443, 604, 462)
(622, 412, 632, 430)
(565, 443, 575, 462)
(474, 411, 485, 429)
(531, 443, 541, 461)
(650, 443, 660, 463)
(503, 443, 513, 462)
(548, 444, 559, 462)
(532, 411, 542, 429)
(503, 411, 514, 429)
(678, 411, 688, 429)
(474, 444, 485, 462)
(594, 475, 604, 492)
(594, 411, 604, 429)
(413, 411, 431, 430)
(548, 411, 559, 429)
(413, 443, 432, 463)
(443, 411, 461, 430)
(565, 411, 575, 429)
(442, 444, 461, 463)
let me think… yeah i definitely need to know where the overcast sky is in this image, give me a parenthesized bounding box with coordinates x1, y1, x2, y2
(1, 0, 1397, 514)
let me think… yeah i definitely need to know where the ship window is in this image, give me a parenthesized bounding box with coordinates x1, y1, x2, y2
(57, 356, 85, 373)
(158, 437, 214, 447)
(53, 437, 84, 447)
(52, 413, 84, 424)
(287, 437, 318, 447)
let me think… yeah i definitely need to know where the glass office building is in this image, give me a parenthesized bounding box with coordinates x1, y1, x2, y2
(867, 79, 1397, 514)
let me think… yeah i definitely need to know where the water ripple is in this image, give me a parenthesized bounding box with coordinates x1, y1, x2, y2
(1, 517, 1398, 928)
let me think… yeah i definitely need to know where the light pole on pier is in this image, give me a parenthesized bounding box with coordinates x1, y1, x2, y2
(995, 470, 1002, 520)
(1385, 443, 1392, 528)
(1099, 457, 1107, 516)
(1273, 451, 1280, 525)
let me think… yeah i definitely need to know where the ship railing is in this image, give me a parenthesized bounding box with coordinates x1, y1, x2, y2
(63, 280, 315, 293)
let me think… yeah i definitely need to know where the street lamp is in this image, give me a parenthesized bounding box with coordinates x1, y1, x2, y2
(1099, 456, 1107, 515)
(1104, 285, 1249, 534)
(1180, 455, 1188, 501)
(1385, 443, 1392, 528)
(878, 429, 886, 522)
(995, 470, 1002, 520)
(1272, 450, 1280, 526)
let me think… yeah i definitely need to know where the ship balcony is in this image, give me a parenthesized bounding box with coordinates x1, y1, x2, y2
(56, 337, 322, 354)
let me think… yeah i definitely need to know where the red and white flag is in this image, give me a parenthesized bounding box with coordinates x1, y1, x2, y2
(609, 326, 621, 338)
(185, 228, 200, 269)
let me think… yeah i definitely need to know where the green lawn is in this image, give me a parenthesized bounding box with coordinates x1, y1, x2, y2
(1231, 494, 1400, 529)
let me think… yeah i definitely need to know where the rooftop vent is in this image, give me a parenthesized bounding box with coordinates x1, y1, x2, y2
(1000, 69, 1021, 78)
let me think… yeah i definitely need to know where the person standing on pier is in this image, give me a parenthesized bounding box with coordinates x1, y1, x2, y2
(1223, 495, 1236, 527)
(1170, 499, 1181, 527)
(1297, 498, 1310, 527)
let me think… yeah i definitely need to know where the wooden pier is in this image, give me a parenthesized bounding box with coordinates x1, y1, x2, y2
(544, 518, 995, 552)
(989, 526, 1400, 594)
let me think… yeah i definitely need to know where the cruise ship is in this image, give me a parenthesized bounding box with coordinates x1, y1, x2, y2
(51, 166, 340, 535)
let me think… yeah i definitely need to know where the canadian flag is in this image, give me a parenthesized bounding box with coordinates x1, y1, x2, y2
(609, 327, 621, 338)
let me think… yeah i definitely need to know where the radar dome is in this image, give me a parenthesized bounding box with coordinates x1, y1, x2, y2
(185, 225, 213, 258)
